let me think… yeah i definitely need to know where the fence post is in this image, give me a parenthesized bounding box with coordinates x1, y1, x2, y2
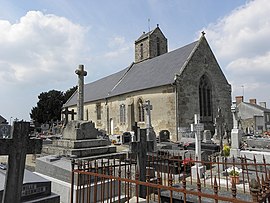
(250, 178, 260, 203)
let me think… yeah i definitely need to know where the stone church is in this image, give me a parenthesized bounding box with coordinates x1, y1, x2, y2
(64, 25, 232, 141)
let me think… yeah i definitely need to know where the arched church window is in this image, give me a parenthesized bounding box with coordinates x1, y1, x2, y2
(138, 99, 145, 122)
(199, 75, 212, 118)
(140, 43, 144, 60)
(156, 37, 160, 56)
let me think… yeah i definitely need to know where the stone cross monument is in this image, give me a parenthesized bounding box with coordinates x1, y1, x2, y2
(143, 100, 157, 151)
(75, 64, 87, 121)
(191, 114, 205, 179)
(230, 104, 242, 157)
(130, 127, 154, 198)
(0, 122, 42, 203)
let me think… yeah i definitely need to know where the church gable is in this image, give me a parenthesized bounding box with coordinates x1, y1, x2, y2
(176, 34, 232, 132)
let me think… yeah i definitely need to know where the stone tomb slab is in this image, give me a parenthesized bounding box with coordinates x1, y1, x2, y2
(43, 145, 116, 157)
(52, 138, 111, 149)
(62, 120, 98, 140)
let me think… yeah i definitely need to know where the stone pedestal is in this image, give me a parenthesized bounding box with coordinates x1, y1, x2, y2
(42, 120, 116, 158)
(191, 165, 206, 180)
(230, 128, 242, 158)
(230, 148, 241, 158)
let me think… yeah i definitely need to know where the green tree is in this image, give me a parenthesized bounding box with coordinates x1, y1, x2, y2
(30, 90, 64, 124)
(30, 86, 77, 124)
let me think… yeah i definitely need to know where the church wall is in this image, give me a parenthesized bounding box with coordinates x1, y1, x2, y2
(149, 29, 168, 58)
(135, 37, 150, 62)
(176, 37, 232, 137)
(69, 85, 177, 139)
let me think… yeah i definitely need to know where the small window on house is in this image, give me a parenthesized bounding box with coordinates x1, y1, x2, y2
(96, 103, 101, 120)
(138, 99, 145, 122)
(120, 104, 126, 124)
(140, 43, 143, 60)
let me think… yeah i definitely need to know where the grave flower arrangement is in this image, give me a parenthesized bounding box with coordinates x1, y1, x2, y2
(227, 167, 241, 184)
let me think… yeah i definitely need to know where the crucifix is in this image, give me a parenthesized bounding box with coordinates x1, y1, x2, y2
(193, 114, 204, 166)
(143, 100, 157, 151)
(75, 64, 87, 121)
(130, 128, 154, 198)
(143, 100, 153, 136)
(0, 122, 42, 203)
(61, 107, 77, 126)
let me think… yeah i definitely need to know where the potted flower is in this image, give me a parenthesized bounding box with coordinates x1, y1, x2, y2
(229, 169, 240, 184)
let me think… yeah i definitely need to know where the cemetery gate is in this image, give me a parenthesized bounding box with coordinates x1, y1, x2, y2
(71, 153, 270, 203)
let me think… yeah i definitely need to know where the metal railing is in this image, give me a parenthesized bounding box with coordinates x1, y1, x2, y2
(70, 153, 270, 203)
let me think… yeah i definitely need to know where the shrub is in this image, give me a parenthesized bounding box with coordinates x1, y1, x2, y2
(223, 145, 230, 157)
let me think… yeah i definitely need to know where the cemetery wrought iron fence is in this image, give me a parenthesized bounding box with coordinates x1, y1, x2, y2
(71, 152, 270, 203)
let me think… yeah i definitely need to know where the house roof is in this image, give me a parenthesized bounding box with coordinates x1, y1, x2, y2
(64, 39, 199, 107)
(241, 102, 270, 113)
(0, 115, 7, 123)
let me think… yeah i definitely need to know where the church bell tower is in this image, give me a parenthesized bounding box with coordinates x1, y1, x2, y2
(134, 24, 168, 63)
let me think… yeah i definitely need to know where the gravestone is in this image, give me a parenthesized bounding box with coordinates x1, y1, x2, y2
(0, 125, 11, 139)
(159, 130, 170, 142)
(0, 121, 42, 203)
(61, 107, 76, 126)
(203, 130, 212, 144)
(191, 114, 205, 179)
(230, 104, 242, 158)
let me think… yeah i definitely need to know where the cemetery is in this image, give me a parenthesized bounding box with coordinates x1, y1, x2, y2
(1, 64, 270, 203)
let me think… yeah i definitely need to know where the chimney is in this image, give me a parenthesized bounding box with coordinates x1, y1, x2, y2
(259, 102, 267, 108)
(235, 96, 243, 105)
(249, 99, 257, 105)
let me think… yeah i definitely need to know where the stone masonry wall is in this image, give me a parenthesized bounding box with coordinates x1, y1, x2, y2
(176, 36, 232, 137)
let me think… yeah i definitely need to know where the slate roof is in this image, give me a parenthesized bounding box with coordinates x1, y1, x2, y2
(242, 102, 270, 113)
(64, 39, 199, 107)
(0, 115, 7, 124)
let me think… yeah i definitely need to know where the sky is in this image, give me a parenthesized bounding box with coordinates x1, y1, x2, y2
(0, 0, 269, 122)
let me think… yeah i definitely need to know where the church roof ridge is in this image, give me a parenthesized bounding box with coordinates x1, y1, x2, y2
(64, 39, 200, 107)
(135, 26, 160, 43)
(241, 102, 270, 112)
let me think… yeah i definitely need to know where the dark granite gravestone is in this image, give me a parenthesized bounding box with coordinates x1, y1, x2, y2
(130, 128, 154, 198)
(159, 130, 170, 142)
(0, 169, 60, 202)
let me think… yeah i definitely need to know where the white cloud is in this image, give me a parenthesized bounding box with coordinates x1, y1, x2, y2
(203, 0, 270, 103)
(105, 36, 132, 58)
(0, 11, 87, 86)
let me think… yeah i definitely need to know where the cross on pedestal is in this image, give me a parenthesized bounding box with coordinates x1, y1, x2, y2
(75, 64, 87, 121)
(143, 100, 157, 151)
(130, 128, 154, 198)
(61, 107, 77, 126)
(193, 114, 204, 165)
(0, 122, 42, 203)
(143, 100, 153, 136)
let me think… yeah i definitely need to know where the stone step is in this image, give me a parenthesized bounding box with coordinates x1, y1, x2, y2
(42, 145, 117, 158)
(51, 139, 111, 149)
